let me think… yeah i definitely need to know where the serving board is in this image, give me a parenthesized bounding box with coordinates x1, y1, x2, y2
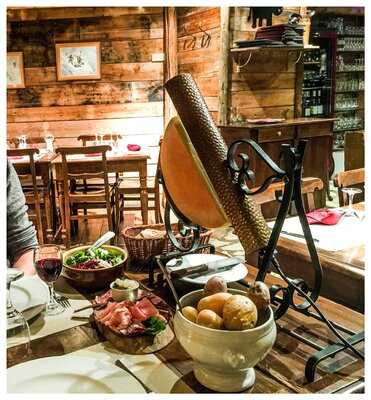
(93, 290, 174, 354)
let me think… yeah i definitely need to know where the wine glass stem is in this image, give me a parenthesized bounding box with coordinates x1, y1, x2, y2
(349, 193, 354, 212)
(48, 282, 58, 306)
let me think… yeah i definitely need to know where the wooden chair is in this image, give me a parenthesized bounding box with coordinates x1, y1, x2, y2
(333, 168, 365, 206)
(79, 134, 163, 226)
(252, 177, 324, 214)
(56, 145, 116, 248)
(7, 148, 44, 244)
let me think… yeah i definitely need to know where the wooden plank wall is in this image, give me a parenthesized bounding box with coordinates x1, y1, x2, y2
(229, 7, 303, 122)
(7, 7, 165, 178)
(176, 7, 221, 122)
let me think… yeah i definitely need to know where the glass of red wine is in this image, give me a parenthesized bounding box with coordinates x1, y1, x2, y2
(34, 245, 64, 315)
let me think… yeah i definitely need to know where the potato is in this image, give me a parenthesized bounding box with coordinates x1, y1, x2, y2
(182, 306, 198, 323)
(247, 281, 270, 312)
(222, 295, 258, 331)
(203, 276, 227, 297)
(197, 292, 232, 317)
(196, 309, 224, 330)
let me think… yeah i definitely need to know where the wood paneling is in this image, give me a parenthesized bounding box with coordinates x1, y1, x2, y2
(177, 7, 221, 121)
(229, 7, 302, 122)
(7, 7, 165, 178)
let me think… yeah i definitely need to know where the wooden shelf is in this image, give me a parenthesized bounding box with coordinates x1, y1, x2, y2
(337, 48, 364, 53)
(333, 127, 363, 133)
(303, 61, 320, 65)
(336, 89, 364, 94)
(303, 86, 331, 90)
(334, 107, 363, 113)
(337, 33, 364, 38)
(336, 69, 364, 73)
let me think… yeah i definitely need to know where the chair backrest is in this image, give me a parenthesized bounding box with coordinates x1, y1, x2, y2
(56, 145, 111, 182)
(7, 148, 40, 196)
(78, 134, 121, 146)
(252, 177, 323, 213)
(10, 136, 47, 148)
(334, 168, 365, 206)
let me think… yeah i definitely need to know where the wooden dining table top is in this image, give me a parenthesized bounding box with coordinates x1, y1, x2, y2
(7, 264, 364, 394)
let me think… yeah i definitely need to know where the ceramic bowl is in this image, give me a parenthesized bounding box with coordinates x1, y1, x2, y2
(62, 245, 128, 291)
(110, 280, 139, 302)
(173, 288, 276, 392)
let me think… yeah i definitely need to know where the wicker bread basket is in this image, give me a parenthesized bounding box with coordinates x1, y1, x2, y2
(122, 223, 212, 264)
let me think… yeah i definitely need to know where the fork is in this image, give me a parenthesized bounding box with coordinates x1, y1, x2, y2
(55, 294, 71, 309)
(115, 360, 153, 393)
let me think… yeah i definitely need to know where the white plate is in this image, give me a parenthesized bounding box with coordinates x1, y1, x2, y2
(166, 253, 247, 285)
(9, 276, 48, 328)
(7, 355, 146, 393)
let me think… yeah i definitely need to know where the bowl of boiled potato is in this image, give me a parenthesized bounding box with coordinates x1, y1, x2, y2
(173, 277, 276, 392)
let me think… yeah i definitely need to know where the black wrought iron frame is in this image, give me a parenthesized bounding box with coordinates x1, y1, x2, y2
(155, 138, 364, 384)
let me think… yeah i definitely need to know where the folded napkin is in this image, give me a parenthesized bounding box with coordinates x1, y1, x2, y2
(127, 144, 141, 152)
(306, 208, 343, 225)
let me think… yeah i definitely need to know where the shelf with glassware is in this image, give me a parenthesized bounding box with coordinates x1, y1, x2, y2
(301, 49, 331, 118)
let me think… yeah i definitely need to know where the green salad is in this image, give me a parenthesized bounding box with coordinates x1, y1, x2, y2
(65, 247, 124, 270)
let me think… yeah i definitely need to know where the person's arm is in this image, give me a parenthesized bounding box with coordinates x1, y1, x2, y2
(7, 160, 38, 275)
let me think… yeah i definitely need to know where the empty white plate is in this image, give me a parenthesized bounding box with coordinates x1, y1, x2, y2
(8, 276, 48, 329)
(7, 355, 146, 393)
(166, 253, 247, 285)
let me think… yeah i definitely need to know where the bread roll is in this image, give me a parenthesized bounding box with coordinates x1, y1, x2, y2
(222, 295, 258, 330)
(203, 276, 228, 297)
(182, 306, 198, 323)
(196, 309, 224, 329)
(197, 292, 232, 317)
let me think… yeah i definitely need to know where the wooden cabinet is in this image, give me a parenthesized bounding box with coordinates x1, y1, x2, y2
(219, 117, 335, 218)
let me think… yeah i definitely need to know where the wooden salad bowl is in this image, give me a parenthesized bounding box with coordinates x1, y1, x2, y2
(62, 245, 128, 291)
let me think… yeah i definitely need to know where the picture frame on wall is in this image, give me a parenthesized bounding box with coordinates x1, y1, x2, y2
(55, 42, 101, 81)
(7, 52, 25, 89)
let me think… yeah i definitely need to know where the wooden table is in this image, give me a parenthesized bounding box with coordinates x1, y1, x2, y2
(52, 152, 150, 246)
(263, 203, 365, 313)
(7, 267, 364, 394)
(9, 152, 57, 242)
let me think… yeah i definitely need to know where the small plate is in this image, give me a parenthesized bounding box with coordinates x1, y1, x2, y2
(166, 253, 247, 285)
(7, 355, 146, 393)
(8, 277, 48, 329)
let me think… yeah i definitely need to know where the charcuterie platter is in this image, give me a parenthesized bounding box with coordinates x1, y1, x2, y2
(92, 287, 174, 354)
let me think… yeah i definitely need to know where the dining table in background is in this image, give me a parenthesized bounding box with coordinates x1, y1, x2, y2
(7, 267, 364, 394)
(8, 152, 58, 243)
(266, 202, 365, 313)
(52, 151, 150, 246)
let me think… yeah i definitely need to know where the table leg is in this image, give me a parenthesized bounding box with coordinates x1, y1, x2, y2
(139, 162, 149, 225)
(56, 180, 67, 248)
(43, 169, 53, 243)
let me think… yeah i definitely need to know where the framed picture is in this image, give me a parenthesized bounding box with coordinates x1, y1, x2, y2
(55, 42, 101, 81)
(7, 52, 25, 89)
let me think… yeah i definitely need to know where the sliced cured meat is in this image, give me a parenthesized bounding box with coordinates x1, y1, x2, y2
(123, 321, 146, 337)
(129, 297, 158, 322)
(95, 302, 116, 321)
(95, 290, 113, 305)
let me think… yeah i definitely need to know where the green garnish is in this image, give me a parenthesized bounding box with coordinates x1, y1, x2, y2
(143, 316, 166, 336)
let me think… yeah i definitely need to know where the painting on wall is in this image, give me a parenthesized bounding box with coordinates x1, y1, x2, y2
(55, 42, 101, 81)
(7, 52, 25, 89)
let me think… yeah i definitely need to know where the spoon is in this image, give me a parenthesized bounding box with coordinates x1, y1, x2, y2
(87, 231, 115, 255)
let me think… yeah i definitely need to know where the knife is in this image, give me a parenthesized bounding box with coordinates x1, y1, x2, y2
(186, 257, 243, 279)
(169, 257, 242, 280)
(281, 230, 319, 242)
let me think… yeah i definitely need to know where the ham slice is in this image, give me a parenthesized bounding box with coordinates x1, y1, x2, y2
(129, 297, 159, 322)
(95, 290, 113, 305)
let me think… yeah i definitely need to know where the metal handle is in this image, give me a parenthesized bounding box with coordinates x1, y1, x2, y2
(88, 231, 115, 253)
(277, 130, 282, 137)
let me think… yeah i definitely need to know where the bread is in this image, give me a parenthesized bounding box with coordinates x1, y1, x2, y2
(222, 295, 258, 330)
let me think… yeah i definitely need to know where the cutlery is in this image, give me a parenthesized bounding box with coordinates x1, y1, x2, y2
(187, 263, 238, 279)
(281, 231, 319, 242)
(87, 231, 115, 255)
(115, 359, 153, 393)
(55, 295, 71, 309)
